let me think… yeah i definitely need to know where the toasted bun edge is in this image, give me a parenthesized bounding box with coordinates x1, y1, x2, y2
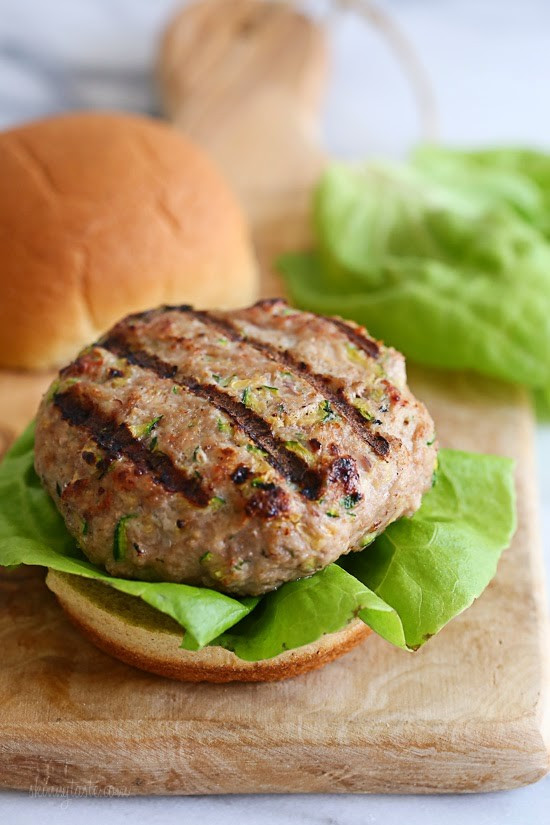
(45, 569, 371, 683)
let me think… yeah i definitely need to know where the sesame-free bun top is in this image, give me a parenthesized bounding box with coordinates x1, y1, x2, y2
(0, 112, 258, 369)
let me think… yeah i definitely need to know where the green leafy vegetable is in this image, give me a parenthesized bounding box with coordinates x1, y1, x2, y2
(413, 145, 550, 237)
(212, 374, 235, 388)
(353, 399, 374, 421)
(217, 417, 231, 433)
(129, 416, 162, 439)
(319, 400, 337, 422)
(342, 448, 516, 649)
(279, 156, 550, 393)
(0, 425, 516, 661)
(0, 424, 257, 649)
(206, 565, 405, 660)
(250, 478, 269, 488)
(415, 145, 550, 410)
(533, 384, 550, 421)
(192, 445, 207, 464)
(341, 493, 360, 510)
(246, 444, 268, 458)
(345, 343, 370, 367)
(284, 439, 314, 463)
(113, 515, 137, 561)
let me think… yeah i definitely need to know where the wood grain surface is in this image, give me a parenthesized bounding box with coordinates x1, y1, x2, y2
(1, 0, 549, 797)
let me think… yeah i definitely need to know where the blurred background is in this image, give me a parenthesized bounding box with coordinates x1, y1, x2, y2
(2, 0, 550, 154)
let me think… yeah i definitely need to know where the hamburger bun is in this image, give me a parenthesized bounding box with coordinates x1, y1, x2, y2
(0, 112, 258, 370)
(46, 570, 371, 683)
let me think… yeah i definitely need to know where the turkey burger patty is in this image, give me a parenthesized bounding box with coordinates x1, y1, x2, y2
(34, 299, 437, 596)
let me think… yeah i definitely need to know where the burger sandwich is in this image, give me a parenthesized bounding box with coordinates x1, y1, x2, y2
(0, 299, 516, 681)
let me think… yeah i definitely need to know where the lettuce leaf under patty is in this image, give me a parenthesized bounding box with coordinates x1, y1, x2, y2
(0, 423, 516, 661)
(279, 153, 550, 395)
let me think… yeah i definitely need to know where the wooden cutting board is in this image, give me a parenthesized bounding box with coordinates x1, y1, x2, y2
(1, 0, 549, 796)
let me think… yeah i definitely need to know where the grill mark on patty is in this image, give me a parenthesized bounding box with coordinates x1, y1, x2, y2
(164, 306, 390, 458)
(321, 315, 380, 359)
(196, 298, 380, 359)
(99, 335, 325, 500)
(230, 464, 252, 484)
(53, 385, 211, 507)
(183, 381, 324, 500)
(327, 456, 361, 496)
(245, 485, 290, 519)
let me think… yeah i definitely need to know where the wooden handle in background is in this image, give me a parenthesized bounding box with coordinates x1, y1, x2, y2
(157, 0, 329, 295)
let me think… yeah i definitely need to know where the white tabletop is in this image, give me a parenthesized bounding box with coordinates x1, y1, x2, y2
(1, 0, 549, 822)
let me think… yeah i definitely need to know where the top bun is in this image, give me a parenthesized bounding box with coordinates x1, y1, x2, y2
(0, 112, 258, 369)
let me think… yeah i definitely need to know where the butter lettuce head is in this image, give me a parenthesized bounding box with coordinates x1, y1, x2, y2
(0, 423, 516, 661)
(280, 153, 550, 393)
(414, 145, 550, 237)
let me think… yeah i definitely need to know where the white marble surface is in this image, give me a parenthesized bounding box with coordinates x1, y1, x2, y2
(0, 0, 549, 822)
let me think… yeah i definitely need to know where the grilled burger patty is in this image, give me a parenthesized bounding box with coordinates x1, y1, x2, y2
(34, 300, 437, 596)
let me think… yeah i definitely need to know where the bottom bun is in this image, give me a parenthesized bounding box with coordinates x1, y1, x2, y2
(46, 570, 371, 682)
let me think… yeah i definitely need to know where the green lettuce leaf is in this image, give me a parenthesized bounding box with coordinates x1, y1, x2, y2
(0, 423, 258, 649)
(0, 426, 516, 660)
(194, 564, 407, 659)
(280, 159, 550, 391)
(342, 448, 516, 649)
(533, 384, 550, 421)
(280, 251, 549, 386)
(414, 145, 550, 237)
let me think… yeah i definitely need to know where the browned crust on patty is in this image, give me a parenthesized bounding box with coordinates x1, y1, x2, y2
(35, 300, 437, 595)
(149, 305, 390, 456)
